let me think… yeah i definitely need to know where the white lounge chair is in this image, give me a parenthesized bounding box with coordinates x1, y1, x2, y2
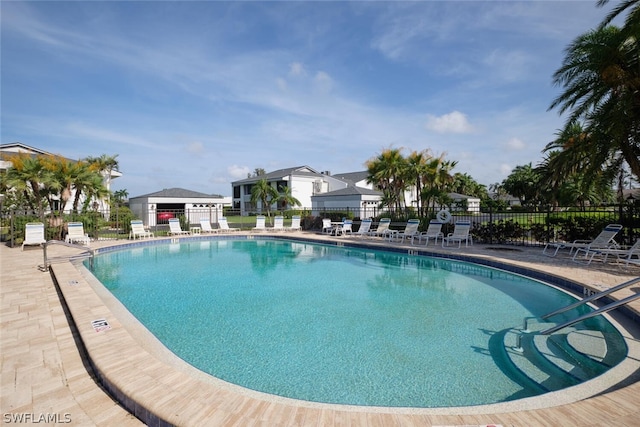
(322, 218, 333, 234)
(130, 220, 154, 239)
(335, 219, 353, 236)
(416, 220, 444, 246)
(285, 215, 301, 232)
(368, 218, 392, 238)
(217, 217, 240, 232)
(388, 219, 421, 243)
(354, 219, 372, 238)
(543, 224, 623, 257)
(168, 218, 191, 236)
(65, 222, 91, 246)
(573, 239, 640, 266)
(252, 215, 266, 232)
(199, 219, 219, 234)
(22, 222, 46, 251)
(272, 215, 285, 232)
(442, 221, 472, 248)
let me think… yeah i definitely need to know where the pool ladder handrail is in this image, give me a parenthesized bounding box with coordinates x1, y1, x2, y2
(514, 277, 640, 350)
(539, 291, 640, 335)
(41, 240, 95, 271)
(541, 277, 640, 320)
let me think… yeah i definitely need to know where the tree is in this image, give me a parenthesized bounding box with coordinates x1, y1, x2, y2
(365, 147, 408, 212)
(2, 153, 53, 216)
(501, 164, 540, 207)
(250, 179, 279, 220)
(113, 189, 129, 207)
(277, 185, 301, 211)
(85, 154, 119, 208)
(549, 24, 640, 182)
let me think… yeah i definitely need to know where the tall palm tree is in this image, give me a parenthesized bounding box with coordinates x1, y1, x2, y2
(250, 179, 279, 220)
(405, 150, 430, 216)
(85, 154, 119, 208)
(549, 24, 640, 180)
(365, 147, 408, 212)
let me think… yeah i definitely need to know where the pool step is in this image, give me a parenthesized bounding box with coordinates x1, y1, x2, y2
(500, 322, 613, 393)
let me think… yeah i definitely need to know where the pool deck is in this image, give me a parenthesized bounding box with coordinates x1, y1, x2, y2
(2, 232, 640, 427)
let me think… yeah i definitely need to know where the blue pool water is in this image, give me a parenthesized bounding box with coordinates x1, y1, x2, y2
(89, 238, 621, 407)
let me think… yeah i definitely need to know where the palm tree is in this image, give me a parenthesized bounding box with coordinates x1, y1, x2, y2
(85, 154, 119, 209)
(365, 147, 408, 213)
(2, 153, 53, 217)
(277, 185, 301, 211)
(549, 24, 640, 181)
(405, 150, 430, 216)
(250, 179, 279, 221)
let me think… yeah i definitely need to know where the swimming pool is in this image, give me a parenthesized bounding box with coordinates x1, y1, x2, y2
(88, 238, 627, 408)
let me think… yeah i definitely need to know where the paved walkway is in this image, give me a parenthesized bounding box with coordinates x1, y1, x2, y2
(2, 234, 639, 426)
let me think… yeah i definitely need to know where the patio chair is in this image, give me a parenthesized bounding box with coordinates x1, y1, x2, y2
(543, 224, 623, 257)
(442, 221, 472, 248)
(168, 218, 191, 236)
(415, 220, 444, 246)
(368, 218, 392, 238)
(252, 215, 266, 232)
(387, 219, 421, 244)
(272, 215, 285, 232)
(65, 222, 91, 246)
(354, 219, 372, 238)
(285, 215, 301, 232)
(130, 220, 154, 239)
(336, 219, 353, 236)
(22, 222, 46, 251)
(217, 217, 240, 232)
(322, 218, 333, 234)
(573, 239, 640, 266)
(199, 219, 219, 234)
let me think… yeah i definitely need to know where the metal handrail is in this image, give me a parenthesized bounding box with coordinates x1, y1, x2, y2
(41, 240, 94, 271)
(541, 277, 640, 319)
(540, 292, 640, 335)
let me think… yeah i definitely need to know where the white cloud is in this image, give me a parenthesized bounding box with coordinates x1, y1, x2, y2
(186, 141, 205, 154)
(425, 111, 474, 134)
(500, 163, 513, 175)
(505, 137, 526, 151)
(313, 71, 333, 94)
(227, 165, 251, 179)
(289, 62, 306, 77)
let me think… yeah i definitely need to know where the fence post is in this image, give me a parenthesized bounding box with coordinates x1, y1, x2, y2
(488, 205, 494, 244)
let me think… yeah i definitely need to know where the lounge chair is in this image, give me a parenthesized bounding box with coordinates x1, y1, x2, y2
(252, 215, 266, 232)
(218, 217, 240, 232)
(65, 222, 91, 246)
(388, 219, 421, 244)
(22, 222, 46, 251)
(285, 215, 301, 232)
(442, 221, 472, 248)
(130, 220, 154, 239)
(543, 224, 623, 257)
(272, 215, 285, 232)
(415, 220, 444, 246)
(322, 218, 333, 234)
(337, 219, 353, 236)
(354, 219, 372, 238)
(199, 219, 219, 234)
(573, 239, 640, 266)
(368, 218, 392, 238)
(168, 218, 191, 236)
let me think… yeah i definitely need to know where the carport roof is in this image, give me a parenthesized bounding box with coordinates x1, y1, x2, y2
(132, 188, 223, 199)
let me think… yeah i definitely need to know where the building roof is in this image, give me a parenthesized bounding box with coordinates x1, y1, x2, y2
(332, 171, 369, 185)
(312, 185, 381, 198)
(132, 188, 224, 199)
(232, 166, 322, 184)
(448, 192, 480, 200)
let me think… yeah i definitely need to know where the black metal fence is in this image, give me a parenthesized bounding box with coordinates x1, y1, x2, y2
(2, 203, 638, 248)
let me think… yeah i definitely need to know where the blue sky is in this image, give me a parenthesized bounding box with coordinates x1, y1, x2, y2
(1, 1, 613, 198)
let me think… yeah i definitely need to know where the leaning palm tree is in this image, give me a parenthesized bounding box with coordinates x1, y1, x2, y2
(250, 179, 279, 221)
(549, 24, 640, 181)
